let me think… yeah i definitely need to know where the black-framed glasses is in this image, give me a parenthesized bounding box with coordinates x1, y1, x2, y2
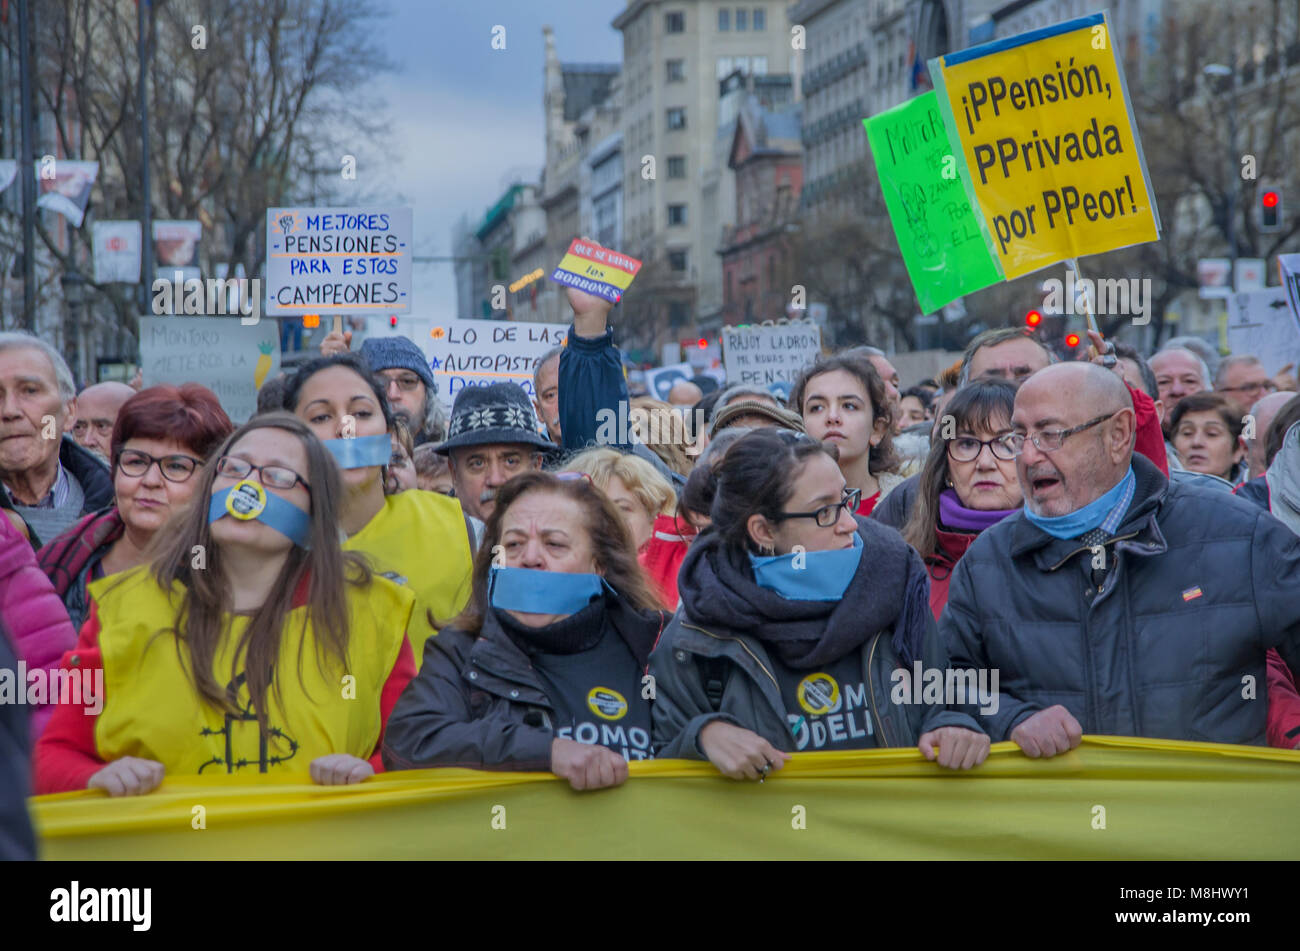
(947, 434, 1019, 462)
(117, 449, 203, 483)
(215, 455, 311, 492)
(774, 487, 862, 527)
(1005, 412, 1118, 456)
(1218, 380, 1278, 396)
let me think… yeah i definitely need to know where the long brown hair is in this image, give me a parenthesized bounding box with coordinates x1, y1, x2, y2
(902, 379, 1018, 558)
(144, 412, 372, 736)
(454, 470, 663, 633)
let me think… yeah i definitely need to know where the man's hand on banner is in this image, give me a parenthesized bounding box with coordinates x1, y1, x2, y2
(917, 726, 990, 770)
(551, 737, 628, 791)
(1009, 705, 1083, 758)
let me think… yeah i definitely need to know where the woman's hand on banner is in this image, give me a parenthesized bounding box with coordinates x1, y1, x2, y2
(699, 721, 791, 781)
(310, 753, 374, 785)
(918, 727, 990, 770)
(88, 756, 165, 797)
(550, 737, 628, 791)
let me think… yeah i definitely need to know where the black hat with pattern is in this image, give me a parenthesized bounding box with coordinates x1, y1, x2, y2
(433, 382, 555, 455)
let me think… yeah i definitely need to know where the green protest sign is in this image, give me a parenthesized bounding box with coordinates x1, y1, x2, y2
(864, 91, 1003, 314)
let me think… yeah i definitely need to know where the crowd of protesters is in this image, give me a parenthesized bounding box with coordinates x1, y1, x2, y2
(3, 276, 1300, 860)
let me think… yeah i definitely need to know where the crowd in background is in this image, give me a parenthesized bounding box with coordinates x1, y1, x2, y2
(4, 282, 1300, 860)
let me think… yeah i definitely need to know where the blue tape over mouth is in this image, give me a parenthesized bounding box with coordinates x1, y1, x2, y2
(208, 484, 312, 548)
(323, 433, 392, 469)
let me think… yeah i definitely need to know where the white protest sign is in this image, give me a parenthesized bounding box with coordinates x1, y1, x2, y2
(1277, 254, 1300, 337)
(265, 207, 412, 316)
(644, 362, 694, 401)
(139, 317, 279, 423)
(1226, 289, 1300, 376)
(425, 319, 568, 411)
(1235, 258, 1266, 293)
(1198, 258, 1231, 299)
(722, 322, 823, 386)
(92, 221, 142, 284)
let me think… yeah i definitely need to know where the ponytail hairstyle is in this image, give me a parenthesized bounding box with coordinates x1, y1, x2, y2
(706, 428, 839, 555)
(143, 412, 372, 737)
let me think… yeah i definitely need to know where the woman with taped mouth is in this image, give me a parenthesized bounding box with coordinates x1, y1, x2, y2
(34, 414, 417, 795)
(284, 353, 474, 668)
(649, 428, 989, 780)
(383, 471, 669, 791)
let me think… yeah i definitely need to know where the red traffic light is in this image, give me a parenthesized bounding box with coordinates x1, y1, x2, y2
(1263, 191, 1280, 208)
(1065, 333, 1080, 347)
(697, 338, 708, 349)
(1025, 310, 1042, 328)
(389, 315, 398, 328)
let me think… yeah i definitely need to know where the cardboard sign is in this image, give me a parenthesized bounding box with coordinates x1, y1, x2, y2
(139, 317, 280, 423)
(929, 12, 1160, 278)
(644, 362, 695, 401)
(550, 239, 641, 303)
(1226, 288, 1300, 377)
(92, 221, 142, 284)
(265, 207, 412, 315)
(425, 319, 568, 411)
(722, 323, 822, 386)
(863, 91, 1003, 314)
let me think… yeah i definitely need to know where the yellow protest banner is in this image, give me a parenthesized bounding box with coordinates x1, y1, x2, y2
(930, 13, 1160, 279)
(30, 738, 1300, 860)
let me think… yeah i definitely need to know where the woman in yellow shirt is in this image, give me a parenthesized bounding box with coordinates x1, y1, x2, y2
(283, 354, 474, 666)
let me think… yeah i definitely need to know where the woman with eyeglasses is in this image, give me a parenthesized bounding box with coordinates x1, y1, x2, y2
(650, 428, 989, 779)
(38, 384, 233, 632)
(901, 380, 1023, 618)
(284, 353, 474, 669)
(35, 414, 417, 795)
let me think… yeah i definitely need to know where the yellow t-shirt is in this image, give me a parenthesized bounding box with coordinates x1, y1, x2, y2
(89, 566, 414, 776)
(343, 491, 473, 669)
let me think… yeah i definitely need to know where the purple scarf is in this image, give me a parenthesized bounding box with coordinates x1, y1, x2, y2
(938, 489, 1018, 533)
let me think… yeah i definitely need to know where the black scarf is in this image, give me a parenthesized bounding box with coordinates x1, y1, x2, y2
(677, 518, 931, 669)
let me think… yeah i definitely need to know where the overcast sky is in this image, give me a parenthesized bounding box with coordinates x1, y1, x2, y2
(368, 0, 625, 324)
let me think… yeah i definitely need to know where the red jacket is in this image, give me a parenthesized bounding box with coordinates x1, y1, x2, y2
(35, 580, 415, 793)
(0, 512, 77, 745)
(1266, 650, 1300, 749)
(1127, 383, 1168, 478)
(639, 514, 695, 610)
(926, 527, 978, 620)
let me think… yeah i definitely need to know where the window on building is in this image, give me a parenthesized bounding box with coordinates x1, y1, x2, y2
(669, 250, 688, 272)
(736, 8, 748, 30)
(667, 156, 686, 178)
(734, 56, 750, 74)
(668, 204, 687, 226)
(717, 56, 733, 78)
(666, 58, 685, 82)
(719, 8, 730, 30)
(667, 107, 687, 129)
(753, 8, 766, 30)
(665, 11, 685, 33)
(669, 300, 689, 327)
(752, 56, 768, 75)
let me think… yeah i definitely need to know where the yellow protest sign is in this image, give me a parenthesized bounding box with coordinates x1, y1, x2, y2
(30, 738, 1300, 860)
(930, 13, 1159, 278)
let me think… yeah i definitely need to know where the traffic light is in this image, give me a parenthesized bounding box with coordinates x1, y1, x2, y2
(389, 315, 398, 329)
(697, 338, 708, 349)
(1025, 310, 1042, 329)
(302, 314, 320, 329)
(1065, 333, 1081, 348)
(1259, 186, 1283, 233)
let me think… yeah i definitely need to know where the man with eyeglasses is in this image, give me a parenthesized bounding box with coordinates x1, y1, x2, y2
(941, 361, 1300, 755)
(70, 382, 136, 463)
(1214, 354, 1280, 414)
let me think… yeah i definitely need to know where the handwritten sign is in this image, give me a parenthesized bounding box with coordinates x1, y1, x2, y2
(863, 91, 1002, 314)
(722, 323, 823, 386)
(929, 12, 1159, 278)
(1226, 289, 1300, 377)
(425, 319, 569, 411)
(551, 239, 642, 303)
(265, 207, 412, 315)
(139, 317, 280, 423)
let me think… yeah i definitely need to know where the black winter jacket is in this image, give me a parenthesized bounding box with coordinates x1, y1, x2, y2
(383, 593, 666, 772)
(941, 453, 1300, 744)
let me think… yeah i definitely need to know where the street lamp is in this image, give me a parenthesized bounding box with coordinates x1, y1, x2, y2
(1203, 63, 1238, 290)
(60, 270, 87, 386)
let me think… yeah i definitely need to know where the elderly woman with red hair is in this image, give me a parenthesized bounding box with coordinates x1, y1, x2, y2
(38, 384, 233, 631)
